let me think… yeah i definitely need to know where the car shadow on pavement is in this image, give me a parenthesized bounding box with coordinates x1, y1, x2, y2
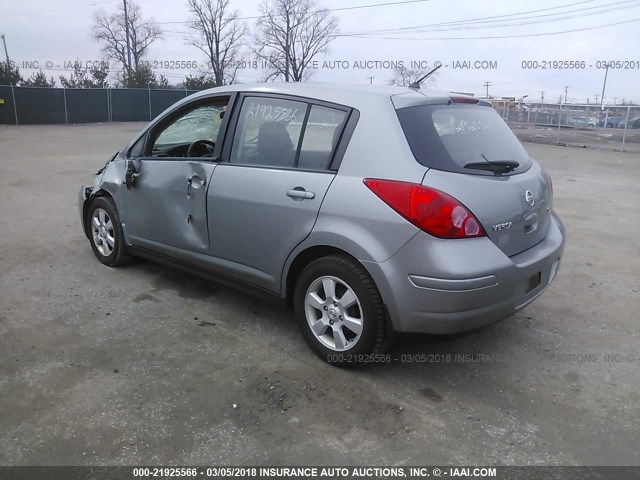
(127, 256, 517, 372)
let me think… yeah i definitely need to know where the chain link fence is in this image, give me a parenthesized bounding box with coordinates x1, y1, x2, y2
(492, 100, 640, 154)
(2, 85, 639, 155)
(0, 85, 200, 125)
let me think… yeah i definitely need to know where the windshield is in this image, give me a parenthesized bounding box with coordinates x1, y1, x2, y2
(396, 104, 532, 176)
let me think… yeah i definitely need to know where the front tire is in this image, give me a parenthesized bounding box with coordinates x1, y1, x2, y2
(294, 255, 388, 367)
(86, 196, 132, 267)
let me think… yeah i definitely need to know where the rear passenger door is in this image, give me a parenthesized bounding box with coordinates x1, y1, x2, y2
(208, 94, 350, 293)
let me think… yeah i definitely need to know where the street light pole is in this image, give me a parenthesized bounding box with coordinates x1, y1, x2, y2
(600, 62, 609, 110)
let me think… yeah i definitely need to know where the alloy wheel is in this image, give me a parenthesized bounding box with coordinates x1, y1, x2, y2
(91, 208, 115, 257)
(304, 276, 364, 351)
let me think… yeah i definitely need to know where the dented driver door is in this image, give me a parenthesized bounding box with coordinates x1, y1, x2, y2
(121, 159, 217, 255)
(119, 96, 232, 255)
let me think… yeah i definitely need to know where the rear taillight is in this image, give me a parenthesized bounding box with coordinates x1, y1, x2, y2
(363, 179, 486, 239)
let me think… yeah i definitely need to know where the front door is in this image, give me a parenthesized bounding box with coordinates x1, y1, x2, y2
(121, 96, 231, 255)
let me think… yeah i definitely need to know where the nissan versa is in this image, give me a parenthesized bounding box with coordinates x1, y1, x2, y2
(79, 83, 565, 367)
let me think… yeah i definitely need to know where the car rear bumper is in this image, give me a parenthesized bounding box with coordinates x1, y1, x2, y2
(362, 213, 566, 334)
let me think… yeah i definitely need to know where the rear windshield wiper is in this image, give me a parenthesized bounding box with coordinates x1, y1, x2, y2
(464, 153, 519, 175)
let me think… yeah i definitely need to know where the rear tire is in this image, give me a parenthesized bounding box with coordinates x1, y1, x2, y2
(294, 255, 388, 367)
(86, 196, 132, 267)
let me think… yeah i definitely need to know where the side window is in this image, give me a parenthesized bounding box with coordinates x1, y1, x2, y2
(298, 105, 348, 170)
(230, 97, 306, 168)
(150, 98, 230, 158)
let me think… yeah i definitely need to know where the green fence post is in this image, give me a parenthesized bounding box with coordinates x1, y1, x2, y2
(107, 88, 112, 123)
(62, 88, 68, 124)
(556, 102, 562, 146)
(10, 84, 18, 125)
(621, 105, 631, 153)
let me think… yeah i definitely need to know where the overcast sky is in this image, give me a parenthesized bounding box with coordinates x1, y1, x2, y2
(2, 0, 639, 103)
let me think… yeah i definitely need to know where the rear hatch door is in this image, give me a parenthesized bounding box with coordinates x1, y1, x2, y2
(395, 100, 552, 257)
(422, 165, 551, 257)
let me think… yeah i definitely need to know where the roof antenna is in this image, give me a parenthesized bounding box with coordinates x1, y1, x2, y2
(408, 63, 442, 90)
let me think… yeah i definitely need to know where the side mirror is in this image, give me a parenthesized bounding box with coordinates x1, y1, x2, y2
(125, 159, 142, 190)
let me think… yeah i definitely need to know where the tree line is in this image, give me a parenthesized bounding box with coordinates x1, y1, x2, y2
(0, 0, 340, 89)
(0, 0, 432, 90)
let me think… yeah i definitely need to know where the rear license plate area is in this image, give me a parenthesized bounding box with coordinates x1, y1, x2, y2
(526, 272, 542, 294)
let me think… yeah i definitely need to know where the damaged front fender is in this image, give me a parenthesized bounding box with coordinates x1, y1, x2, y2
(78, 151, 127, 239)
(78, 185, 94, 239)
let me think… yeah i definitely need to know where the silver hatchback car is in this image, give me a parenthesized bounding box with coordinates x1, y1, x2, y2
(79, 83, 565, 366)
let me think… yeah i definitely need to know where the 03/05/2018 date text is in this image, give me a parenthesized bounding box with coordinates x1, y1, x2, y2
(521, 60, 639, 69)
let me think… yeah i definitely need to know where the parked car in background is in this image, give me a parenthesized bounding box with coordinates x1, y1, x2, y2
(599, 117, 620, 128)
(78, 83, 565, 367)
(618, 117, 640, 129)
(568, 116, 588, 127)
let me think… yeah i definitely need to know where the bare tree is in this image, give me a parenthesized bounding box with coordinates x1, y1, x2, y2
(187, 0, 246, 86)
(254, 0, 338, 82)
(390, 65, 438, 88)
(93, 1, 162, 85)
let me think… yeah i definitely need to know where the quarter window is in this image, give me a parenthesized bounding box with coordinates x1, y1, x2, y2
(298, 105, 348, 170)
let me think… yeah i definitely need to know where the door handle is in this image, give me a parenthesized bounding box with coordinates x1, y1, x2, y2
(187, 175, 206, 199)
(188, 175, 205, 188)
(286, 187, 315, 200)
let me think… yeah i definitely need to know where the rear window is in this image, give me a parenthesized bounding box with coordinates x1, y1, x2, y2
(396, 104, 532, 175)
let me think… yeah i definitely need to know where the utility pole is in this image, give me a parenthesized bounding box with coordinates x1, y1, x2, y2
(564, 86, 569, 104)
(367, 76, 374, 85)
(1, 33, 13, 86)
(284, 9, 290, 82)
(540, 90, 545, 103)
(594, 94, 599, 105)
(123, 0, 133, 82)
(600, 62, 609, 109)
(483, 81, 491, 99)
(1, 34, 10, 67)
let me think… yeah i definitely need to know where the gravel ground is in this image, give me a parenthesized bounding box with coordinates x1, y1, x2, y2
(511, 123, 640, 154)
(0, 123, 639, 466)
